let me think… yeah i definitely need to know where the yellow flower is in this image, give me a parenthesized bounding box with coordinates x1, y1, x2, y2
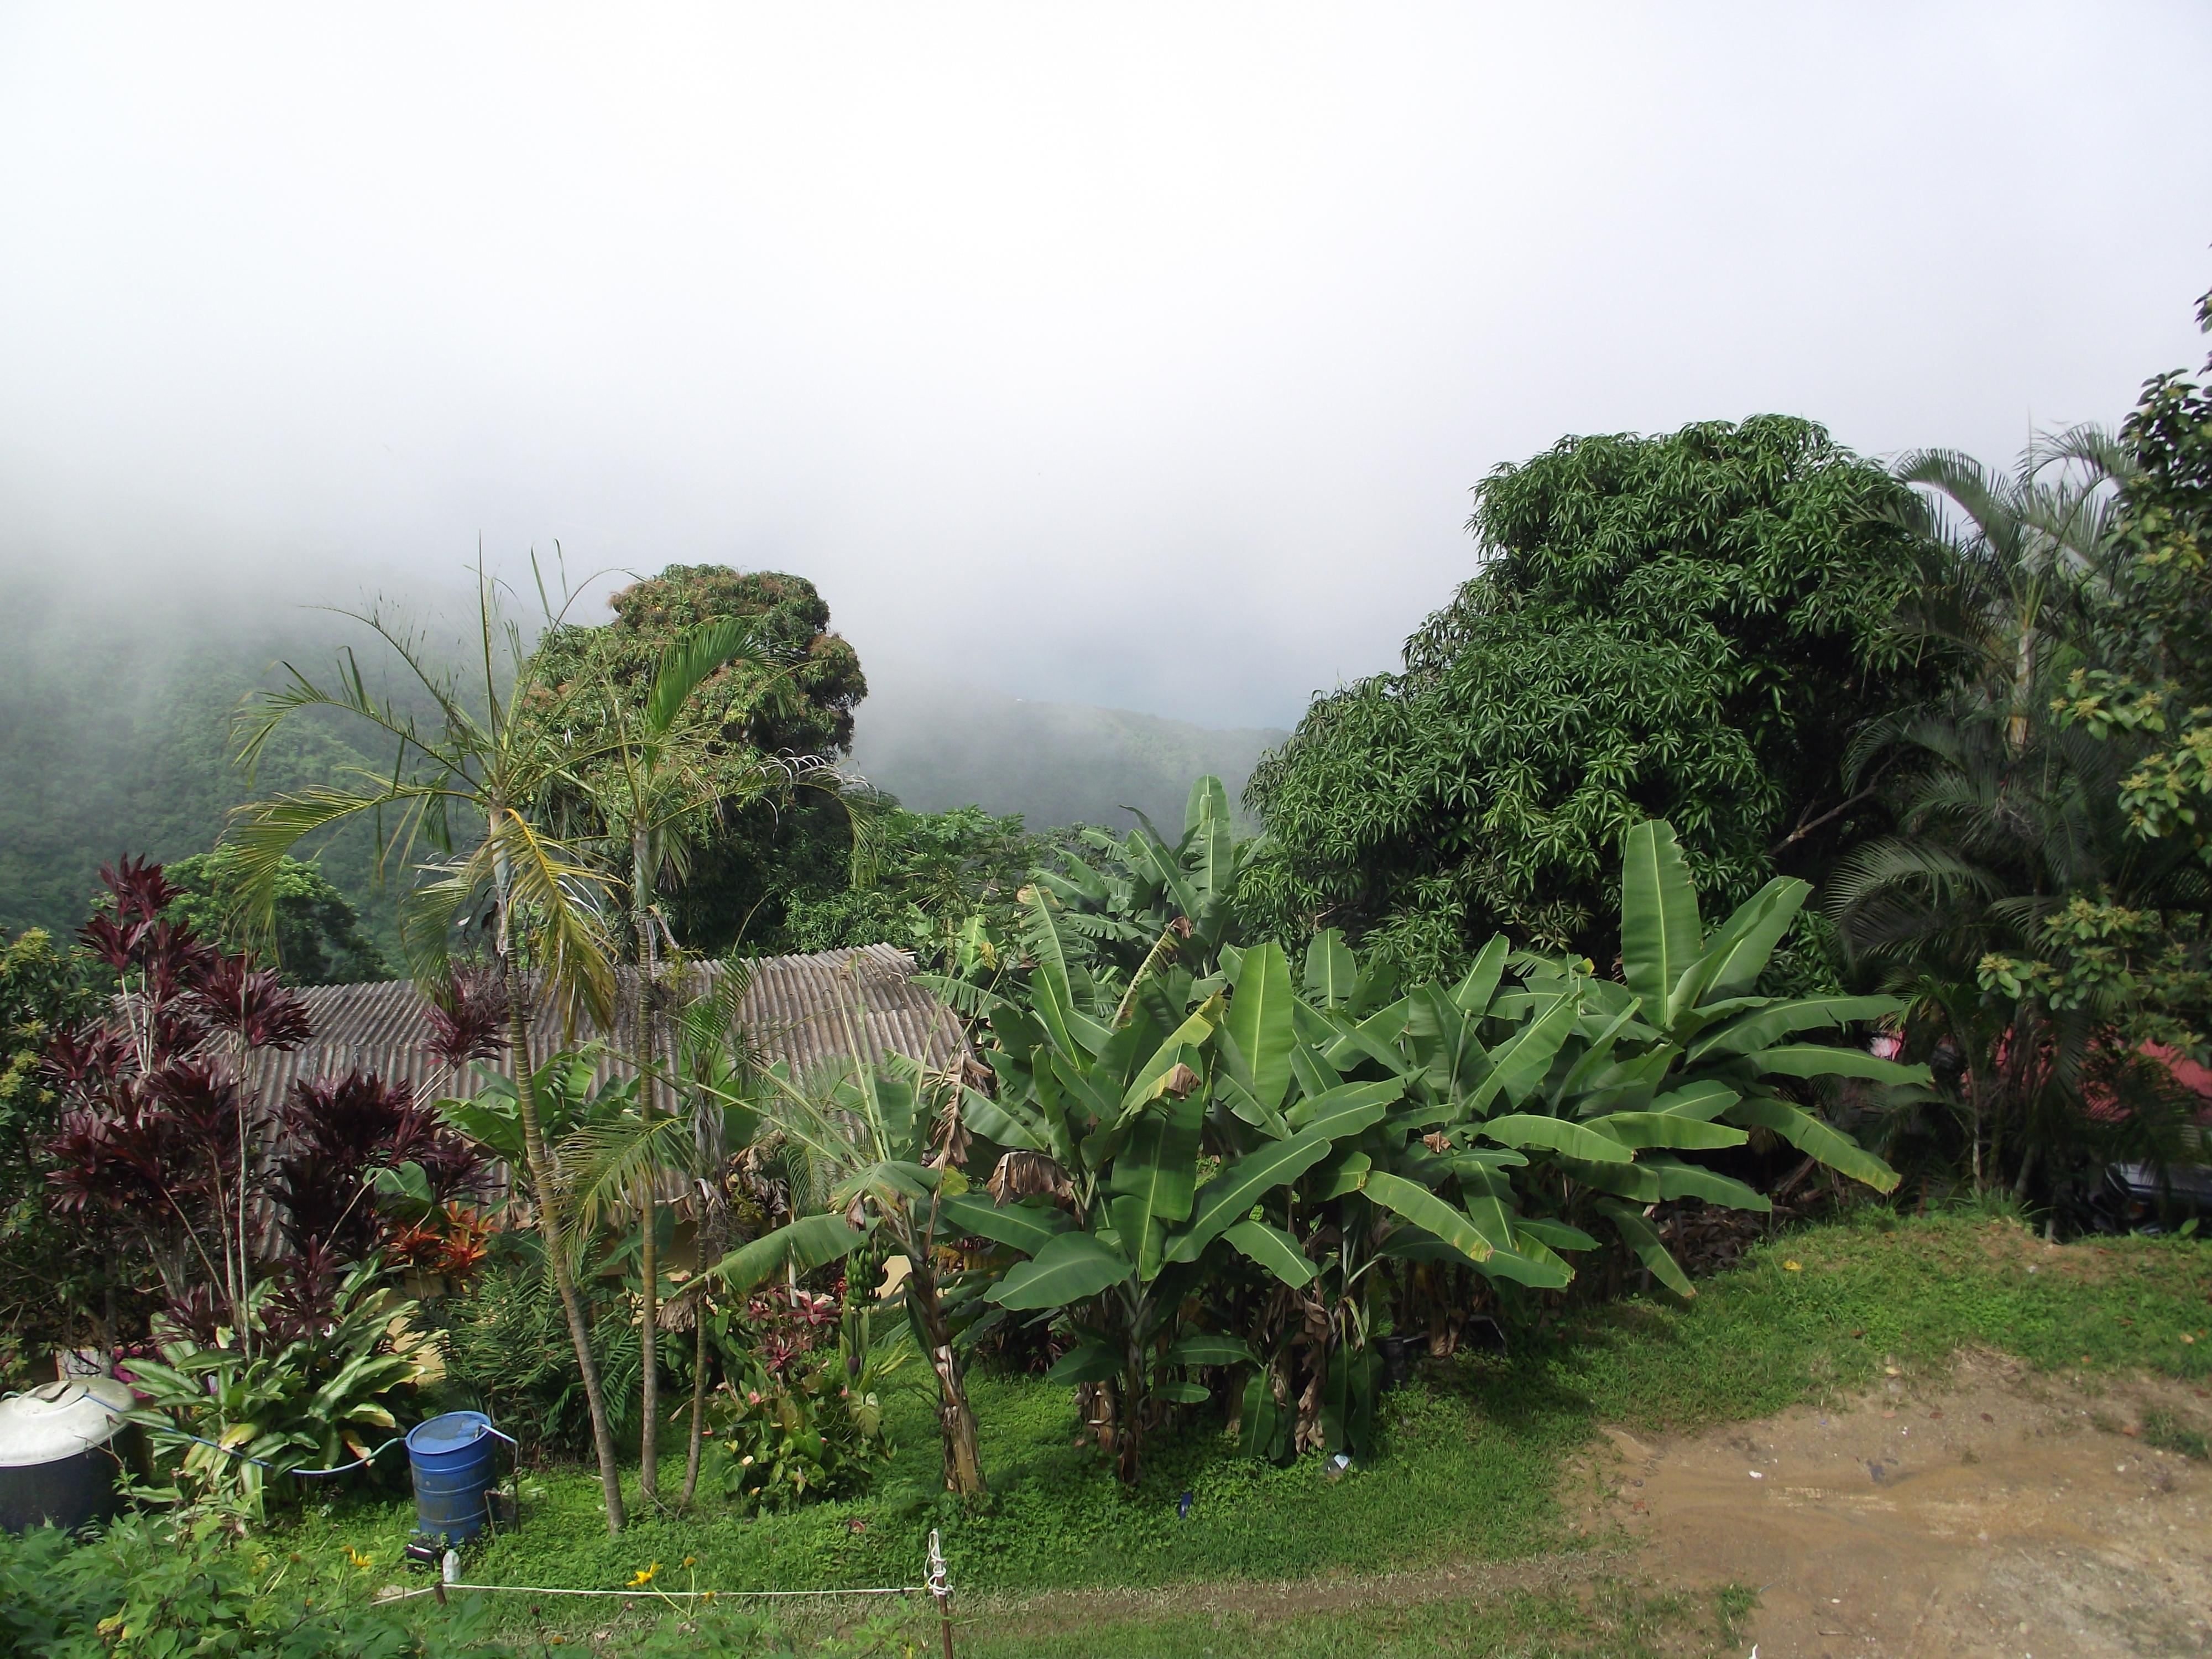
(682, 1556, 696, 1569)
(344, 1547, 374, 1572)
(1783, 1261, 1802, 1272)
(628, 1562, 661, 1588)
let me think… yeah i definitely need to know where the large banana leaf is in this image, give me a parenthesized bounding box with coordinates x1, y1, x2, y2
(1406, 984, 1493, 1098)
(1303, 930, 1358, 1007)
(1620, 820, 1703, 1013)
(1476, 992, 1580, 1111)
(712, 1212, 870, 1295)
(1164, 1128, 1337, 1262)
(1642, 1155, 1770, 1209)
(1481, 1113, 1633, 1164)
(1045, 1340, 1121, 1384)
(1598, 1199, 1694, 1297)
(1593, 1113, 1749, 1150)
(1681, 876, 1809, 1006)
(1746, 1045, 1932, 1086)
(1725, 1097, 1901, 1192)
(1116, 996, 1222, 1119)
(1688, 996, 1902, 1061)
(937, 1192, 1073, 1255)
(988, 1232, 1133, 1310)
(1224, 941, 1297, 1110)
(1363, 1170, 1494, 1265)
(956, 1085, 1050, 1152)
(1221, 1218, 1317, 1287)
(1162, 1333, 1256, 1368)
(1286, 1078, 1404, 1137)
(1449, 935, 1511, 1016)
(1644, 1080, 1740, 1119)
(1107, 1090, 1204, 1277)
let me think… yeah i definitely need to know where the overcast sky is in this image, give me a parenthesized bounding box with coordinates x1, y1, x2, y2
(2, 4, 2206, 727)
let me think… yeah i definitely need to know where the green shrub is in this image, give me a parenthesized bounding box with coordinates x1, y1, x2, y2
(712, 1350, 894, 1513)
(429, 1248, 642, 1457)
(0, 1514, 492, 1658)
(122, 1260, 431, 1521)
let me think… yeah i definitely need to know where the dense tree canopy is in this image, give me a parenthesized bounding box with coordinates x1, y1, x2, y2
(164, 848, 388, 986)
(1243, 416, 1934, 977)
(528, 565, 872, 953)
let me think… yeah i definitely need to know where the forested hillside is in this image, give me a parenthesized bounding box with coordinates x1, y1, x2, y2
(0, 580, 1282, 948)
(848, 662, 1282, 833)
(0, 582, 413, 951)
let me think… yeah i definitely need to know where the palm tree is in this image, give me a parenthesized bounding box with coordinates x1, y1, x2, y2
(1830, 431, 2195, 1201)
(227, 562, 638, 1533)
(1886, 430, 2131, 750)
(553, 620, 877, 1503)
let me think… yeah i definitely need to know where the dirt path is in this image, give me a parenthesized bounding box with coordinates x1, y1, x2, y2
(1578, 1351, 2212, 1657)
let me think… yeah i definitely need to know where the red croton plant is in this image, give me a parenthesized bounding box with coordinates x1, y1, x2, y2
(43, 858, 489, 1348)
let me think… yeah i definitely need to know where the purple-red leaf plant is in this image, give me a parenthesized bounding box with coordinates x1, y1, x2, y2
(42, 859, 486, 1353)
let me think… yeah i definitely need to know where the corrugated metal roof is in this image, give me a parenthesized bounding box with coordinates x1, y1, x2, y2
(242, 945, 964, 1105)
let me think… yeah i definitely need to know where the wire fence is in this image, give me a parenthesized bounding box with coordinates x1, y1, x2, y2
(377, 1528, 961, 1656)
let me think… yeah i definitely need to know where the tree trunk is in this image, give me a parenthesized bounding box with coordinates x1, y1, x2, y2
(499, 946, 627, 1534)
(681, 1195, 727, 1509)
(1114, 1331, 1148, 1486)
(680, 1302, 710, 1507)
(909, 1265, 986, 1495)
(632, 843, 661, 1503)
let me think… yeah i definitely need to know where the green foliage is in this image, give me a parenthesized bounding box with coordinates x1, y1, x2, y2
(284, 1215, 2207, 1636)
(2062, 285, 2212, 866)
(164, 847, 388, 985)
(951, 785, 1910, 1477)
(780, 805, 1045, 969)
(1834, 406, 2212, 1202)
(528, 565, 872, 954)
(712, 1353, 895, 1514)
(0, 925, 102, 1364)
(427, 1244, 644, 1457)
(0, 1513, 495, 1659)
(123, 1261, 432, 1521)
(1244, 415, 1931, 977)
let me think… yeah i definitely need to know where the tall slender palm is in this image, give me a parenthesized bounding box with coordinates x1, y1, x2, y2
(561, 962, 764, 1509)
(564, 618, 777, 1501)
(1886, 430, 2131, 750)
(1831, 432, 2174, 1198)
(227, 563, 637, 1533)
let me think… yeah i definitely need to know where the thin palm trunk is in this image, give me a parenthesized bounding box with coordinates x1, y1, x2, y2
(632, 834, 661, 1503)
(679, 1193, 722, 1509)
(499, 914, 627, 1534)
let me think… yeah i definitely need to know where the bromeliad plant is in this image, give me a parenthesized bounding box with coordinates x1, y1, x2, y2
(121, 1258, 433, 1522)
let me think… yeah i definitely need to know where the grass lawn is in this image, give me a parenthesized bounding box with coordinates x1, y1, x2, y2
(294, 1213, 2211, 1656)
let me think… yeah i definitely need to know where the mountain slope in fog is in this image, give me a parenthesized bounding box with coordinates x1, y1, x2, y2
(848, 665, 1284, 832)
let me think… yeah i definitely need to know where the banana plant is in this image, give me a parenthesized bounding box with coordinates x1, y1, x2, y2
(703, 1035, 990, 1496)
(946, 887, 1481, 1481)
(1273, 820, 1919, 1324)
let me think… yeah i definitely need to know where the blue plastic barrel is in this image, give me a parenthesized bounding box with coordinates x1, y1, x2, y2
(406, 1411, 499, 1543)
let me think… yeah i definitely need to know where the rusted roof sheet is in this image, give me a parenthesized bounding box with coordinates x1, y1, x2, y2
(242, 945, 964, 1104)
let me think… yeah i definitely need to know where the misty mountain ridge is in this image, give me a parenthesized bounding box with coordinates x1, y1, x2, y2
(0, 591, 1284, 941)
(848, 664, 1282, 833)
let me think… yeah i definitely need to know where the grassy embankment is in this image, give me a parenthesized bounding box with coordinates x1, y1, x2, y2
(293, 1213, 2212, 1657)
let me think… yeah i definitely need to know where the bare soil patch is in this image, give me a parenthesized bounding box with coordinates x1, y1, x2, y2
(1575, 1350, 2212, 1657)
